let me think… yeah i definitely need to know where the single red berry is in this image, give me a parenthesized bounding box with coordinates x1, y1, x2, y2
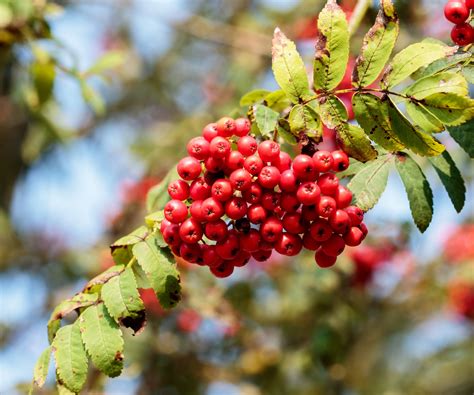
(229, 168, 252, 191)
(202, 123, 219, 142)
(260, 217, 283, 243)
(187, 137, 210, 160)
(210, 260, 234, 278)
(252, 249, 272, 262)
(160, 218, 171, 235)
(201, 244, 221, 267)
(211, 179, 233, 202)
(209, 136, 231, 158)
(258, 140, 281, 163)
(315, 249, 337, 268)
(296, 181, 321, 205)
(230, 251, 251, 267)
(225, 150, 245, 171)
(189, 177, 211, 200)
(179, 218, 203, 244)
(444, 1, 469, 24)
(292, 154, 317, 180)
(309, 219, 333, 242)
(466, 0, 474, 9)
(261, 191, 281, 211)
(317, 195, 337, 218)
(280, 169, 298, 192)
(281, 193, 300, 213)
(177, 157, 202, 181)
(275, 233, 303, 256)
(302, 205, 319, 222)
(164, 200, 188, 223)
(451, 23, 474, 46)
(240, 229, 261, 252)
(303, 232, 320, 251)
(171, 245, 181, 257)
(331, 150, 350, 172)
(273, 151, 292, 172)
(344, 227, 365, 246)
(344, 205, 364, 226)
(204, 156, 225, 173)
(237, 136, 258, 156)
(334, 185, 352, 208)
(225, 196, 247, 219)
(258, 166, 281, 189)
(235, 117, 251, 137)
(205, 220, 228, 241)
(312, 150, 334, 172)
(282, 212, 305, 234)
(180, 243, 202, 263)
(317, 173, 339, 195)
(247, 204, 267, 224)
(215, 234, 240, 260)
(244, 155, 264, 175)
(321, 234, 345, 256)
(242, 182, 263, 204)
(358, 222, 369, 237)
(201, 197, 225, 221)
(216, 117, 236, 137)
(168, 179, 190, 200)
(163, 223, 181, 246)
(190, 200, 205, 222)
(259, 240, 275, 250)
(329, 209, 351, 234)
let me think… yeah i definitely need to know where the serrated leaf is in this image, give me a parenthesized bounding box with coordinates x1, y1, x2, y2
(382, 42, 457, 88)
(33, 346, 51, 388)
(240, 89, 271, 106)
(79, 303, 124, 377)
(83, 265, 125, 294)
(110, 225, 149, 265)
(52, 322, 88, 393)
(57, 383, 75, 395)
(264, 90, 292, 112)
(337, 158, 366, 178)
(47, 293, 98, 343)
(146, 167, 177, 213)
(406, 101, 445, 133)
(277, 119, 298, 145)
(412, 52, 472, 80)
(395, 153, 433, 232)
(272, 28, 311, 103)
(462, 64, 474, 84)
(335, 123, 378, 162)
(353, 0, 399, 87)
(429, 151, 466, 213)
(347, 155, 391, 210)
(132, 235, 181, 308)
(254, 104, 279, 137)
(353, 93, 404, 151)
(448, 120, 474, 158)
(386, 97, 445, 156)
(31, 60, 55, 105)
(80, 81, 105, 115)
(313, 0, 349, 91)
(145, 210, 165, 229)
(85, 51, 125, 76)
(319, 95, 347, 128)
(288, 104, 322, 142)
(405, 72, 468, 99)
(420, 93, 474, 126)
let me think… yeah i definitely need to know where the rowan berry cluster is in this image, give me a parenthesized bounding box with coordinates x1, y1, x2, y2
(161, 116, 368, 278)
(444, 0, 474, 45)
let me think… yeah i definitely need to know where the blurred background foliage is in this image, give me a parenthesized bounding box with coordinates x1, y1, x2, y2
(0, 0, 473, 394)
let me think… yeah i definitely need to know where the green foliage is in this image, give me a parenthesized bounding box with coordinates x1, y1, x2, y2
(404, 72, 468, 99)
(335, 123, 377, 162)
(84, 51, 125, 76)
(419, 93, 474, 126)
(318, 95, 348, 128)
(239, 89, 271, 106)
(254, 104, 280, 137)
(32, 346, 51, 389)
(147, 168, 177, 212)
(288, 104, 322, 141)
(448, 120, 474, 158)
(110, 225, 149, 265)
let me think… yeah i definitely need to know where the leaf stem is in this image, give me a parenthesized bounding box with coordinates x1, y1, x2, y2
(348, 0, 372, 37)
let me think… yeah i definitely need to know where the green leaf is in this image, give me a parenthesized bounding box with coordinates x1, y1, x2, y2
(319, 95, 347, 128)
(79, 303, 124, 377)
(420, 93, 474, 126)
(145, 210, 165, 229)
(347, 155, 391, 210)
(412, 52, 472, 80)
(386, 97, 445, 156)
(110, 225, 149, 265)
(33, 346, 51, 388)
(381, 41, 457, 88)
(240, 89, 270, 106)
(146, 167, 177, 212)
(254, 104, 280, 137)
(57, 383, 75, 395)
(448, 120, 474, 158)
(52, 322, 88, 393)
(132, 234, 181, 309)
(352, 93, 404, 151)
(353, 0, 399, 87)
(0, 4, 13, 28)
(272, 27, 312, 103)
(31, 61, 55, 105)
(85, 51, 125, 76)
(47, 293, 98, 343)
(288, 104, 322, 142)
(395, 153, 433, 232)
(83, 265, 125, 295)
(313, 0, 349, 91)
(428, 151, 466, 213)
(277, 119, 298, 145)
(336, 158, 366, 179)
(406, 101, 444, 133)
(462, 64, 474, 84)
(404, 72, 468, 99)
(335, 123, 378, 162)
(80, 81, 105, 115)
(264, 90, 292, 112)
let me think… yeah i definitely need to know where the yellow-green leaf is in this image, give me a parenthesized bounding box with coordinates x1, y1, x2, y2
(319, 95, 347, 129)
(405, 72, 468, 99)
(33, 346, 51, 388)
(288, 104, 322, 142)
(335, 123, 377, 162)
(420, 93, 474, 126)
(110, 225, 149, 265)
(406, 101, 445, 133)
(240, 89, 271, 106)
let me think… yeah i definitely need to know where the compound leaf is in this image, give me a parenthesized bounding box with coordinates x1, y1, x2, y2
(110, 225, 149, 266)
(288, 104, 322, 141)
(420, 93, 474, 126)
(405, 72, 468, 99)
(448, 120, 474, 158)
(335, 123, 378, 162)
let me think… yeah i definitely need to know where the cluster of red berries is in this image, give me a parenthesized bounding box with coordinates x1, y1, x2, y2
(160, 116, 368, 278)
(444, 0, 474, 45)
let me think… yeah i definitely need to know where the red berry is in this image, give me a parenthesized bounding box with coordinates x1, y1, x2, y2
(317, 173, 339, 195)
(247, 204, 267, 224)
(258, 166, 281, 189)
(242, 182, 263, 204)
(225, 150, 245, 171)
(280, 170, 298, 192)
(296, 182, 321, 205)
(444, 1, 469, 24)
(329, 209, 351, 234)
(190, 200, 205, 222)
(252, 249, 272, 262)
(164, 200, 188, 223)
(204, 156, 225, 173)
(237, 136, 258, 156)
(309, 219, 333, 242)
(187, 137, 210, 160)
(201, 197, 225, 221)
(229, 169, 252, 191)
(344, 227, 365, 246)
(160, 218, 171, 235)
(179, 218, 203, 244)
(281, 193, 300, 213)
(292, 154, 316, 180)
(210, 260, 234, 278)
(180, 243, 202, 263)
(331, 150, 349, 172)
(466, 0, 474, 9)
(225, 197, 247, 219)
(358, 222, 368, 237)
(334, 185, 352, 208)
(261, 191, 281, 211)
(235, 118, 251, 137)
(215, 234, 240, 260)
(451, 23, 474, 46)
(315, 249, 337, 268)
(282, 212, 305, 234)
(321, 234, 345, 256)
(189, 177, 211, 200)
(302, 204, 319, 222)
(273, 151, 292, 172)
(258, 140, 281, 162)
(168, 179, 190, 200)
(163, 223, 181, 246)
(202, 123, 219, 142)
(177, 157, 201, 181)
(244, 155, 264, 175)
(317, 195, 337, 218)
(209, 136, 231, 159)
(216, 117, 236, 137)
(302, 232, 320, 250)
(205, 219, 228, 241)
(312, 150, 334, 172)
(201, 244, 221, 267)
(275, 233, 303, 256)
(240, 229, 261, 252)
(230, 251, 251, 267)
(260, 217, 283, 243)
(211, 179, 233, 202)
(344, 205, 364, 226)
